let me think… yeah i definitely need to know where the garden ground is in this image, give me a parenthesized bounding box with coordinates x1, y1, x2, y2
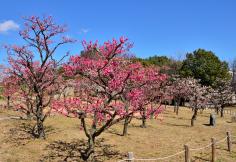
(0, 105, 236, 162)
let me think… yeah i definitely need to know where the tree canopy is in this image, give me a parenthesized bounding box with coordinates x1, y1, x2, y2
(133, 55, 182, 75)
(180, 49, 231, 87)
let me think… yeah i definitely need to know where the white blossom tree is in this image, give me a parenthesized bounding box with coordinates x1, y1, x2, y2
(213, 79, 233, 117)
(188, 79, 210, 126)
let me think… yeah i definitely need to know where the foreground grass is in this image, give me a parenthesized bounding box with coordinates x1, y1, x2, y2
(0, 106, 236, 162)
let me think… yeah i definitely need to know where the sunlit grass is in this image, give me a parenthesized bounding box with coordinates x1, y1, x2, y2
(0, 106, 236, 161)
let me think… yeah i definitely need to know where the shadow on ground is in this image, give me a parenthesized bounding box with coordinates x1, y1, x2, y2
(106, 128, 123, 136)
(202, 123, 212, 126)
(192, 155, 210, 162)
(40, 138, 124, 162)
(164, 122, 190, 128)
(3, 121, 57, 146)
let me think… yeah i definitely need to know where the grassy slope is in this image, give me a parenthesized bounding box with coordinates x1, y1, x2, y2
(0, 106, 236, 162)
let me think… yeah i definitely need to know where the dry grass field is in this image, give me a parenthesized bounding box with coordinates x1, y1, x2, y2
(0, 104, 236, 162)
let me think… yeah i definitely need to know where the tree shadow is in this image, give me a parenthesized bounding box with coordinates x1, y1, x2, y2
(164, 114, 190, 121)
(129, 123, 143, 128)
(192, 146, 233, 161)
(3, 122, 58, 146)
(203, 123, 212, 126)
(40, 138, 125, 162)
(106, 128, 123, 136)
(164, 122, 190, 128)
(3, 123, 33, 146)
(192, 151, 211, 162)
(192, 156, 210, 162)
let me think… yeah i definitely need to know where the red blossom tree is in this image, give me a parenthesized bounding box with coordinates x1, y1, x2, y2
(52, 37, 166, 160)
(4, 16, 74, 138)
(134, 68, 167, 128)
(121, 66, 166, 134)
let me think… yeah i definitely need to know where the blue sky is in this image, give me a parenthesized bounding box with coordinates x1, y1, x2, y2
(0, 0, 236, 63)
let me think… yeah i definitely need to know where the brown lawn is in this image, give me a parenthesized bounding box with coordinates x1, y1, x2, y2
(0, 105, 236, 162)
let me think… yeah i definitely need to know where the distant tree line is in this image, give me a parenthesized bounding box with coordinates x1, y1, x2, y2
(133, 49, 232, 88)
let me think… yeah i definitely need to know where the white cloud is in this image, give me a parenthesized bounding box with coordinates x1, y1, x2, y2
(0, 20, 19, 34)
(79, 28, 89, 34)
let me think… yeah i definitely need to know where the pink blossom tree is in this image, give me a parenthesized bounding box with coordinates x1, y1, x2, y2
(160, 79, 173, 109)
(170, 77, 192, 115)
(1, 75, 18, 109)
(4, 16, 74, 138)
(121, 66, 166, 134)
(135, 69, 167, 128)
(52, 37, 166, 160)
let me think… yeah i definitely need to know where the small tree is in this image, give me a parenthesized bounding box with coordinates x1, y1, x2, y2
(121, 67, 166, 134)
(4, 16, 74, 138)
(53, 37, 165, 161)
(232, 58, 236, 93)
(213, 79, 233, 117)
(170, 77, 192, 115)
(133, 67, 167, 128)
(209, 88, 221, 115)
(1, 75, 18, 109)
(188, 79, 209, 126)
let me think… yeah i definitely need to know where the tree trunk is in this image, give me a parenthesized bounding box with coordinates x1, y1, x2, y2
(122, 117, 129, 136)
(176, 105, 179, 115)
(176, 99, 180, 115)
(141, 107, 147, 128)
(141, 118, 146, 128)
(36, 118, 45, 139)
(220, 106, 224, 117)
(191, 109, 198, 126)
(150, 112, 154, 119)
(150, 103, 154, 119)
(122, 100, 130, 136)
(34, 97, 46, 139)
(200, 109, 203, 114)
(216, 107, 219, 115)
(26, 111, 31, 120)
(7, 96, 10, 109)
(174, 100, 177, 112)
(81, 136, 95, 161)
